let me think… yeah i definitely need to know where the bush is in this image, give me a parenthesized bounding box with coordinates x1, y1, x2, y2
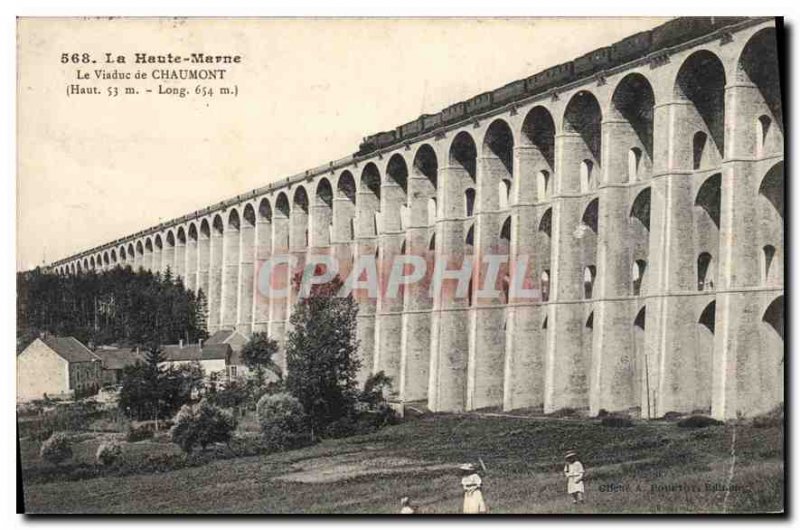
(360, 371, 393, 408)
(601, 416, 634, 428)
(660, 411, 685, 421)
(40, 432, 73, 465)
(126, 424, 154, 442)
(548, 407, 579, 418)
(169, 400, 237, 454)
(208, 380, 252, 412)
(95, 440, 123, 466)
(256, 393, 309, 450)
(322, 416, 358, 439)
(677, 415, 723, 429)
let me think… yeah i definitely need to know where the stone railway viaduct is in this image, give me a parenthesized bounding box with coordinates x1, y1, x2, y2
(49, 18, 784, 419)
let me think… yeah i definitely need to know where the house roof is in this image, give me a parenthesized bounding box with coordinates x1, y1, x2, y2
(161, 344, 203, 362)
(40, 336, 99, 363)
(93, 348, 145, 370)
(161, 343, 231, 362)
(205, 329, 234, 345)
(205, 329, 245, 345)
(201, 343, 231, 360)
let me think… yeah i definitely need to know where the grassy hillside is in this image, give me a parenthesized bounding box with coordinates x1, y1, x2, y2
(21, 414, 784, 514)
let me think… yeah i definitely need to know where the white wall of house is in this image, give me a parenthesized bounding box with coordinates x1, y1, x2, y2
(17, 339, 69, 401)
(161, 359, 227, 377)
(200, 359, 227, 374)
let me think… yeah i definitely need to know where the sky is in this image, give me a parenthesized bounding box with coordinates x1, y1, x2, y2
(17, 17, 669, 270)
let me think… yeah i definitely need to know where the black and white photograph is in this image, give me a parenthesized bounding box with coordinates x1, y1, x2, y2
(15, 14, 785, 515)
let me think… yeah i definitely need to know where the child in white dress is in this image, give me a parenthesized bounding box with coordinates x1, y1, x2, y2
(563, 450, 585, 504)
(460, 463, 487, 514)
(399, 497, 415, 514)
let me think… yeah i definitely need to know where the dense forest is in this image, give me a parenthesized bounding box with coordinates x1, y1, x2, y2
(17, 267, 208, 352)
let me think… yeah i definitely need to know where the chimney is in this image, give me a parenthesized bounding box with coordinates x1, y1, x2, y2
(179, 339, 184, 349)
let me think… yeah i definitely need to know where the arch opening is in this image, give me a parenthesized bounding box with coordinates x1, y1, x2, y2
(228, 209, 240, 231)
(583, 265, 597, 299)
(697, 252, 715, 291)
(675, 50, 726, 161)
(521, 106, 556, 169)
(275, 193, 290, 219)
(699, 301, 716, 333)
(763, 295, 784, 339)
(243, 204, 256, 227)
(465, 188, 476, 217)
(612, 73, 655, 164)
(632, 259, 647, 296)
(695, 173, 722, 228)
(564, 90, 602, 163)
(538, 208, 552, 237)
(484, 119, 515, 174)
(759, 161, 784, 219)
(449, 131, 477, 182)
(581, 198, 599, 234)
(316, 178, 334, 209)
(738, 28, 783, 133)
(630, 187, 651, 231)
(212, 215, 224, 235)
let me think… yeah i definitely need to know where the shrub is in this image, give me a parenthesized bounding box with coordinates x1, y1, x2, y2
(95, 440, 123, 466)
(169, 400, 237, 454)
(126, 424, 154, 442)
(548, 407, 579, 418)
(360, 371, 393, 409)
(660, 411, 685, 421)
(40, 432, 73, 465)
(677, 415, 723, 429)
(256, 393, 309, 450)
(322, 416, 358, 439)
(601, 416, 634, 428)
(208, 381, 248, 410)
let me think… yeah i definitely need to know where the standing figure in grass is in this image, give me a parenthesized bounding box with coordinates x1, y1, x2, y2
(399, 497, 415, 514)
(460, 463, 487, 514)
(563, 450, 585, 504)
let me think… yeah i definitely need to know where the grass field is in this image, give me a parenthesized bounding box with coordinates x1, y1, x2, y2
(21, 413, 784, 514)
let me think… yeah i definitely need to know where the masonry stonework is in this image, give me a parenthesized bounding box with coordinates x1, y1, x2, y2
(50, 18, 784, 419)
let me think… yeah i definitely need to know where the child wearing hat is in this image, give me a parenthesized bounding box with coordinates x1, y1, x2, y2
(563, 450, 585, 504)
(459, 463, 487, 514)
(400, 497, 415, 514)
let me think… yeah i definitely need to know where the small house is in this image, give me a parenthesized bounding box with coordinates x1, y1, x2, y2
(17, 336, 102, 402)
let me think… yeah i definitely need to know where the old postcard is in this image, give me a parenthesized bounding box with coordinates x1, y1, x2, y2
(16, 16, 784, 514)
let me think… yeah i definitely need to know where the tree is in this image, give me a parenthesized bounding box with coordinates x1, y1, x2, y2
(284, 275, 361, 437)
(16, 267, 208, 352)
(118, 346, 197, 425)
(241, 332, 280, 375)
(194, 289, 209, 340)
(208, 379, 248, 410)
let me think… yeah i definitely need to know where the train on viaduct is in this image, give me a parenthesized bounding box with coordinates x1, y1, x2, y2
(48, 17, 784, 420)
